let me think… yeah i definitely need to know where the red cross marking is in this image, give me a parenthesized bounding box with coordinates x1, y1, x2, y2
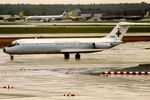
(116, 28, 121, 37)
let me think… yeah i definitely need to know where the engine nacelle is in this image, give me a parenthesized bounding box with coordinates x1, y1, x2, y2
(94, 43, 114, 49)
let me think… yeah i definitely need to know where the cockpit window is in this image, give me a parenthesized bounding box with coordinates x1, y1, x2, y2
(8, 42, 19, 47)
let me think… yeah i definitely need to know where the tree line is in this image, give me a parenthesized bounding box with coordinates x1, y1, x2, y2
(0, 2, 149, 16)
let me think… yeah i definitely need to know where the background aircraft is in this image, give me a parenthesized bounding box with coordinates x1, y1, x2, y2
(67, 11, 93, 21)
(3, 11, 25, 21)
(124, 11, 149, 21)
(100, 15, 123, 20)
(26, 9, 67, 22)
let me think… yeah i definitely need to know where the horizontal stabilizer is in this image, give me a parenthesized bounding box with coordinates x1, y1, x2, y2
(60, 49, 103, 53)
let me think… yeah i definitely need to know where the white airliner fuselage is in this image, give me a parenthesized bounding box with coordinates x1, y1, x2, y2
(26, 10, 67, 22)
(4, 37, 121, 54)
(3, 22, 149, 60)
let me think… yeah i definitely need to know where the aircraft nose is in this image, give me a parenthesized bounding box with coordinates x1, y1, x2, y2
(3, 48, 6, 53)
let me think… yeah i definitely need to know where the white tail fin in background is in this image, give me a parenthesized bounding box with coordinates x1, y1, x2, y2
(106, 22, 150, 40)
(62, 9, 67, 16)
(144, 11, 149, 18)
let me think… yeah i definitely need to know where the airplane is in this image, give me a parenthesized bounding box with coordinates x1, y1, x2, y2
(67, 11, 93, 21)
(100, 15, 123, 20)
(3, 22, 149, 60)
(3, 11, 25, 22)
(26, 9, 67, 22)
(124, 16, 143, 21)
(123, 11, 149, 21)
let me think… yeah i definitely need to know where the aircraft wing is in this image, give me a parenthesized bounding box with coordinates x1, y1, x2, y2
(60, 49, 103, 53)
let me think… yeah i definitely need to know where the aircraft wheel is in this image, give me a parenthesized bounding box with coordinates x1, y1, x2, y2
(75, 53, 80, 59)
(10, 55, 14, 60)
(64, 53, 70, 59)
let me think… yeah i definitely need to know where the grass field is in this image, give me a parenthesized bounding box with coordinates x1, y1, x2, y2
(0, 26, 150, 34)
(0, 21, 150, 34)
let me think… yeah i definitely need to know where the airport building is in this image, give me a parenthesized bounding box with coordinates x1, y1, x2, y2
(71, 8, 102, 21)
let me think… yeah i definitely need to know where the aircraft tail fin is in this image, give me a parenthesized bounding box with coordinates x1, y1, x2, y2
(19, 10, 24, 18)
(144, 11, 149, 18)
(106, 22, 150, 40)
(62, 9, 67, 16)
(67, 11, 73, 16)
(18, 10, 25, 20)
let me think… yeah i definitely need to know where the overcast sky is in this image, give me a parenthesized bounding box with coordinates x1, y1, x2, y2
(0, 0, 149, 4)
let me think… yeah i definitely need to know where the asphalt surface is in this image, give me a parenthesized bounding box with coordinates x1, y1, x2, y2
(0, 41, 150, 100)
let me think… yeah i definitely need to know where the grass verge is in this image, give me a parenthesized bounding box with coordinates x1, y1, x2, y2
(0, 26, 150, 34)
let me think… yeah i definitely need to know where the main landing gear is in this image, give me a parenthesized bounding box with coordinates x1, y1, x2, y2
(64, 53, 70, 59)
(75, 53, 80, 59)
(64, 53, 81, 59)
(10, 55, 14, 60)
